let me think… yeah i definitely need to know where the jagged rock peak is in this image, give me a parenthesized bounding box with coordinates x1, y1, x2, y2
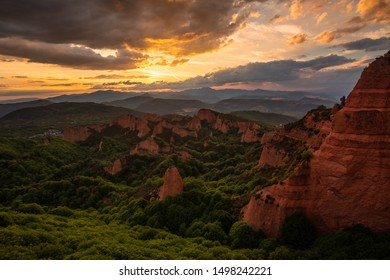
(158, 166, 184, 200)
(347, 51, 390, 108)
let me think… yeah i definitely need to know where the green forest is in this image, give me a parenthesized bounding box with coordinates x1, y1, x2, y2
(1, 120, 389, 260)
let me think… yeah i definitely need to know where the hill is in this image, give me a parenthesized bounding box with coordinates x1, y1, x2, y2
(231, 111, 298, 126)
(0, 102, 142, 136)
(134, 98, 211, 115)
(0, 99, 52, 118)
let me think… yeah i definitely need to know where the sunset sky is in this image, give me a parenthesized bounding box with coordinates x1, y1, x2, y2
(0, 0, 389, 101)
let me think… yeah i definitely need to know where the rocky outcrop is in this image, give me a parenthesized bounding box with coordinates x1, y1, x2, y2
(258, 133, 289, 167)
(104, 158, 124, 175)
(258, 107, 332, 167)
(243, 51, 390, 237)
(197, 109, 218, 123)
(63, 127, 93, 142)
(158, 166, 184, 200)
(63, 108, 263, 153)
(114, 114, 138, 130)
(177, 150, 192, 160)
(130, 137, 160, 155)
(172, 126, 197, 138)
(238, 123, 261, 143)
(188, 116, 202, 130)
(136, 118, 150, 138)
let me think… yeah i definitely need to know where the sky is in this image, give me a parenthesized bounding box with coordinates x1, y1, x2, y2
(0, 0, 389, 101)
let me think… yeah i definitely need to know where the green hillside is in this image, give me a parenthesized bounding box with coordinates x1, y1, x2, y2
(0, 117, 388, 260)
(231, 111, 298, 126)
(0, 102, 142, 136)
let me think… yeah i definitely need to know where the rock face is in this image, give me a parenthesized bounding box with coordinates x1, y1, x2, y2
(258, 107, 332, 168)
(130, 137, 160, 155)
(63, 127, 93, 142)
(244, 52, 390, 237)
(158, 166, 184, 200)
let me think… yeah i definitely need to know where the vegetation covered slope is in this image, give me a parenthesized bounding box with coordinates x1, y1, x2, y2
(0, 110, 389, 259)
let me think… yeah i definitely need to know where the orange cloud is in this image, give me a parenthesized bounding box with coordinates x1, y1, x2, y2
(316, 12, 328, 24)
(269, 14, 290, 24)
(315, 30, 338, 43)
(288, 33, 308, 45)
(290, 0, 303, 19)
(357, 0, 390, 23)
(346, 1, 354, 12)
(315, 24, 366, 44)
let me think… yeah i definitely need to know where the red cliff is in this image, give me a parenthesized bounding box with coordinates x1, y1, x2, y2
(244, 52, 390, 237)
(130, 137, 160, 155)
(63, 127, 93, 142)
(158, 166, 184, 200)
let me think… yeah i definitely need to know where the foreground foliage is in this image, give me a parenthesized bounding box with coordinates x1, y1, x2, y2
(0, 131, 389, 260)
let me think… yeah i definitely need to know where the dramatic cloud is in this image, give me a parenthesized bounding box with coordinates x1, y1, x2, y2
(129, 54, 355, 90)
(337, 37, 390, 52)
(288, 33, 308, 45)
(0, 38, 146, 70)
(0, 0, 262, 69)
(357, 0, 390, 23)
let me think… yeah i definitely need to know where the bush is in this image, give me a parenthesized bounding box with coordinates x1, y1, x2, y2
(48, 206, 74, 217)
(16, 203, 45, 215)
(228, 221, 264, 249)
(0, 212, 14, 227)
(280, 212, 316, 249)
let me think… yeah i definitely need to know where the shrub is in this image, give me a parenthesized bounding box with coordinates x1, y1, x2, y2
(280, 212, 316, 249)
(16, 203, 45, 215)
(48, 206, 74, 217)
(0, 212, 14, 227)
(228, 221, 264, 249)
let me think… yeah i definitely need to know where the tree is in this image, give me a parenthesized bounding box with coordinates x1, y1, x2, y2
(280, 212, 316, 249)
(228, 221, 264, 249)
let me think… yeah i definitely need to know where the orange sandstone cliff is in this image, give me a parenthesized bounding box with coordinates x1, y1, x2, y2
(243, 52, 390, 237)
(158, 166, 184, 200)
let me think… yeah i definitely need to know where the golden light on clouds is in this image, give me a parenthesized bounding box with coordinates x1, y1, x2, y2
(357, 0, 390, 23)
(288, 33, 308, 45)
(316, 12, 328, 25)
(0, 0, 389, 100)
(290, 0, 303, 19)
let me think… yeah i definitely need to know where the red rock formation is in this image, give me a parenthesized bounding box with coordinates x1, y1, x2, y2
(258, 108, 332, 167)
(188, 116, 202, 130)
(172, 126, 197, 138)
(114, 114, 138, 130)
(177, 150, 192, 160)
(136, 118, 150, 138)
(212, 116, 230, 133)
(258, 145, 288, 168)
(104, 159, 123, 175)
(158, 166, 184, 200)
(143, 113, 162, 123)
(197, 109, 218, 123)
(130, 137, 160, 155)
(243, 52, 390, 237)
(63, 127, 93, 142)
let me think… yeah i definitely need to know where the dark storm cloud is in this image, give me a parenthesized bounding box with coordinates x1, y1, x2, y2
(130, 54, 354, 90)
(0, 37, 146, 70)
(0, 0, 261, 68)
(337, 37, 390, 52)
